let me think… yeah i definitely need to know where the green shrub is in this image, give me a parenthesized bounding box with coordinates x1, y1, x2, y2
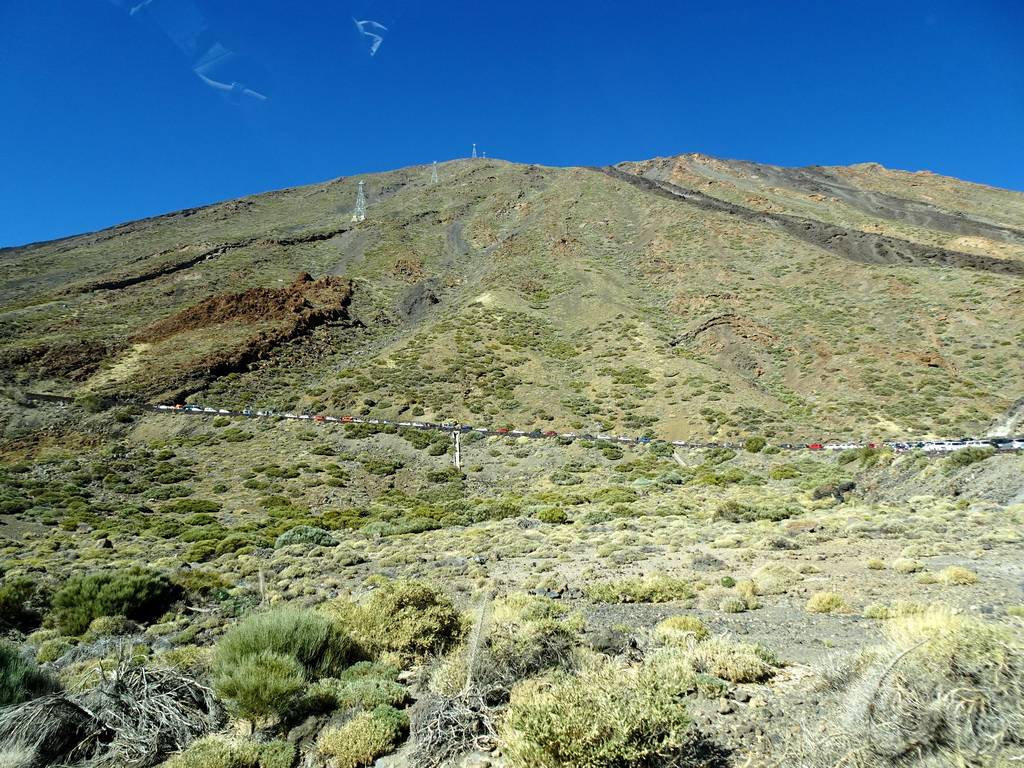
(806, 592, 846, 613)
(703, 447, 735, 465)
(304, 676, 408, 712)
(653, 615, 709, 644)
(0, 576, 48, 634)
(501, 657, 690, 768)
(768, 464, 801, 480)
(274, 525, 339, 549)
(162, 499, 221, 516)
(317, 705, 408, 768)
(0, 640, 59, 707)
(536, 507, 567, 524)
(448, 595, 581, 697)
(73, 394, 106, 413)
(945, 446, 996, 470)
(212, 650, 306, 723)
(49, 567, 182, 635)
(585, 575, 694, 604)
(213, 608, 354, 683)
(821, 608, 1024, 766)
(327, 580, 462, 665)
(693, 636, 775, 683)
(162, 734, 295, 768)
(937, 566, 979, 585)
(744, 436, 767, 453)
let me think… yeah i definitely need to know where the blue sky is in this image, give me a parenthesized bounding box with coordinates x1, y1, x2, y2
(2, 0, 1022, 247)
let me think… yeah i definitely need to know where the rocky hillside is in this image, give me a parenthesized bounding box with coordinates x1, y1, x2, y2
(2, 155, 1023, 442)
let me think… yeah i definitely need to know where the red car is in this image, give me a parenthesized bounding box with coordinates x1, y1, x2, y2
(808, 443, 824, 450)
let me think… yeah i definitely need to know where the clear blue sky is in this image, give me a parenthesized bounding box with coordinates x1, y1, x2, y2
(2, 0, 1022, 247)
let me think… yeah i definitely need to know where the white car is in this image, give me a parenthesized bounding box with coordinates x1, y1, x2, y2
(1011, 440, 1024, 449)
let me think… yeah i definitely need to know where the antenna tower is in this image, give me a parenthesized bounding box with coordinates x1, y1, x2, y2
(431, 161, 438, 183)
(351, 180, 366, 222)
(472, 143, 477, 159)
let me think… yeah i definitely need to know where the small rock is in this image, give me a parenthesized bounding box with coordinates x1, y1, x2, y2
(718, 699, 735, 715)
(748, 695, 767, 708)
(735, 690, 752, 703)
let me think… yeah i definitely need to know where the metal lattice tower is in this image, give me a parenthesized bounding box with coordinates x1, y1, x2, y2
(472, 143, 477, 159)
(351, 180, 366, 222)
(430, 161, 438, 183)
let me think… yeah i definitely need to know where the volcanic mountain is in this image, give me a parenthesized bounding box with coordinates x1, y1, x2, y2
(2, 155, 1023, 442)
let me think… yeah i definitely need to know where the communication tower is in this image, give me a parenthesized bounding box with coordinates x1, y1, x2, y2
(351, 180, 366, 222)
(431, 161, 438, 183)
(472, 143, 477, 159)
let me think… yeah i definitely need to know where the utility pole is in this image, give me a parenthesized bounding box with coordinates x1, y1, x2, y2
(430, 161, 438, 183)
(453, 431, 461, 469)
(351, 180, 366, 222)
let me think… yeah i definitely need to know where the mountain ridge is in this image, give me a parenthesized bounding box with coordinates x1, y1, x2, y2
(1, 153, 1022, 442)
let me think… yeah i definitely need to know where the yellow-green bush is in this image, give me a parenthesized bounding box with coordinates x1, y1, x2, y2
(500, 656, 690, 768)
(48, 567, 182, 636)
(584, 574, 694, 604)
(937, 566, 979, 585)
(211, 608, 354, 723)
(1, 640, 59, 707)
(317, 705, 408, 768)
(161, 734, 295, 768)
(806, 592, 846, 614)
(822, 608, 1024, 766)
(692, 636, 775, 683)
(325, 580, 462, 666)
(653, 615, 709, 644)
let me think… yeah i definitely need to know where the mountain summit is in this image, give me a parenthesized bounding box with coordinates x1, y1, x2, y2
(2, 155, 1023, 441)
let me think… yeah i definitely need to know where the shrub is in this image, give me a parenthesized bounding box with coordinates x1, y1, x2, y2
(937, 565, 979, 585)
(744, 436, 767, 453)
(211, 608, 354, 722)
(751, 563, 802, 594)
(0, 640, 59, 707)
(162, 499, 221, 516)
(274, 525, 339, 549)
(536, 507, 567, 524)
(329, 580, 462, 665)
(0, 576, 48, 634)
(653, 615, 709, 644)
(693, 636, 775, 683)
(444, 595, 581, 698)
(806, 592, 846, 614)
(162, 734, 296, 768)
(865, 558, 885, 570)
(49, 568, 182, 635)
(945, 445, 996, 470)
(863, 603, 895, 619)
(317, 705, 409, 768)
(305, 676, 408, 712)
(719, 597, 747, 613)
(892, 558, 923, 574)
(213, 608, 354, 683)
(585, 575, 694, 604)
(768, 464, 800, 480)
(500, 656, 690, 768)
(212, 650, 306, 723)
(821, 608, 1024, 766)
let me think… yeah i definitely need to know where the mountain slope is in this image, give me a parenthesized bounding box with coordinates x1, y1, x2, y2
(1, 155, 1022, 441)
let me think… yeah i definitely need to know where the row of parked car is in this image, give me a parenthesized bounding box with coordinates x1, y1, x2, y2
(154, 404, 1024, 452)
